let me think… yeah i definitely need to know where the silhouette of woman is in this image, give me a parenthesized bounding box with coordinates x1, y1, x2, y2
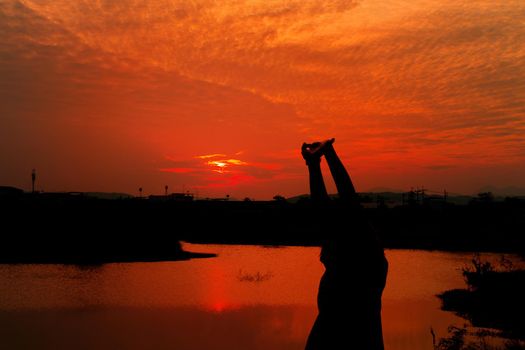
(302, 138, 388, 350)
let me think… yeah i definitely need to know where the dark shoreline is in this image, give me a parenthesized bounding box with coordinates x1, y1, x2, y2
(1, 193, 524, 263)
(0, 250, 217, 265)
(438, 263, 525, 342)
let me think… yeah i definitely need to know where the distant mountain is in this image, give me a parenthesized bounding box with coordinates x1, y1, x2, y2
(286, 192, 405, 204)
(285, 194, 311, 203)
(285, 194, 339, 203)
(286, 191, 478, 206)
(84, 192, 133, 200)
(366, 187, 405, 193)
(478, 186, 525, 197)
(0, 186, 24, 196)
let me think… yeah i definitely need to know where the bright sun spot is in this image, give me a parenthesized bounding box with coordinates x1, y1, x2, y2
(197, 154, 249, 174)
(208, 160, 228, 173)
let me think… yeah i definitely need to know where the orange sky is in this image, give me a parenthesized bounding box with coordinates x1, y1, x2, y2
(1, 0, 524, 199)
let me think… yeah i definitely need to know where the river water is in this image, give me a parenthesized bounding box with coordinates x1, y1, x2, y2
(0, 244, 514, 349)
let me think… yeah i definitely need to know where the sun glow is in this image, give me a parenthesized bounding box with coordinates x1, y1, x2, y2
(198, 154, 250, 174)
(208, 160, 228, 173)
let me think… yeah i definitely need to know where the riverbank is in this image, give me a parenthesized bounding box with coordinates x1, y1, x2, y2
(1, 193, 523, 263)
(437, 256, 525, 348)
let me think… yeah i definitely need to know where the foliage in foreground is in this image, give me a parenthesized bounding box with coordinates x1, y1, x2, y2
(432, 326, 525, 350)
(435, 255, 525, 350)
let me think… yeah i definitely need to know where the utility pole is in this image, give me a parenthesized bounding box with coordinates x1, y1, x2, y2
(31, 169, 36, 193)
(165, 185, 168, 196)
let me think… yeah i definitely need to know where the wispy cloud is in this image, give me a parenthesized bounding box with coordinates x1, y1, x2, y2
(196, 154, 227, 159)
(1, 0, 524, 196)
(159, 168, 196, 174)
